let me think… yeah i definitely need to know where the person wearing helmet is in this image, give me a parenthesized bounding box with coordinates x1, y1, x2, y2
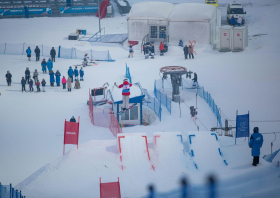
(83, 53, 89, 67)
(70, 116, 76, 122)
(188, 45, 194, 59)
(25, 67, 30, 84)
(68, 66, 74, 82)
(114, 78, 132, 110)
(249, 127, 263, 166)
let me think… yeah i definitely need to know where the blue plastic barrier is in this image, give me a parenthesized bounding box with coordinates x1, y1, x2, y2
(125, 64, 132, 83)
(154, 80, 171, 114)
(0, 183, 25, 198)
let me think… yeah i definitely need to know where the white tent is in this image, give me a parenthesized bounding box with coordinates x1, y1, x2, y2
(127, 2, 222, 45)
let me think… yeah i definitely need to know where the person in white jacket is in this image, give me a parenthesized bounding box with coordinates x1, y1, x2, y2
(237, 16, 242, 26)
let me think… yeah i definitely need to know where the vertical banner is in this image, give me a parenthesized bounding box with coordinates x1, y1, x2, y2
(235, 111, 249, 144)
(100, 177, 121, 198)
(63, 116, 80, 155)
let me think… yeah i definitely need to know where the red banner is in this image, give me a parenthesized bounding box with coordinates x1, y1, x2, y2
(100, 177, 121, 198)
(63, 117, 80, 155)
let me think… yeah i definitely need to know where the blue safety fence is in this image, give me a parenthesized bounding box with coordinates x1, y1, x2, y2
(154, 80, 171, 114)
(144, 97, 162, 122)
(0, 43, 115, 62)
(125, 64, 132, 83)
(0, 183, 25, 198)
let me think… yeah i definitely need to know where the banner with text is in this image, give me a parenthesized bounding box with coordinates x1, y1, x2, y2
(0, 8, 51, 16)
(60, 6, 98, 14)
(63, 117, 80, 155)
(236, 112, 249, 138)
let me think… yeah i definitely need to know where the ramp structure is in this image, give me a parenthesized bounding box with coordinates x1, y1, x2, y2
(187, 131, 228, 171)
(117, 133, 155, 171)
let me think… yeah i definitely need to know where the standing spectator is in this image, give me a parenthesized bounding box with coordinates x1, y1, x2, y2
(188, 45, 194, 59)
(75, 79, 80, 89)
(249, 127, 263, 166)
(183, 45, 189, 60)
(237, 16, 242, 26)
(150, 43, 155, 59)
(41, 59, 47, 73)
(49, 70, 55, 87)
(29, 79, 34, 92)
(33, 69, 39, 82)
(70, 116, 76, 122)
(83, 53, 89, 67)
(74, 66, 79, 81)
(143, 44, 146, 56)
(21, 77, 26, 92)
(50, 47, 56, 62)
(192, 72, 198, 88)
(5, 71, 12, 86)
(67, 76, 72, 92)
(41, 78, 46, 92)
(25, 67, 30, 84)
(55, 70, 61, 86)
(128, 44, 134, 58)
(79, 67, 84, 81)
(47, 58, 53, 73)
(34, 46, 40, 62)
(68, 66, 74, 82)
(144, 44, 149, 59)
(159, 41, 164, 56)
(35, 80, 41, 92)
(26, 46, 31, 61)
(231, 15, 235, 26)
(62, 76, 67, 89)
(179, 39, 183, 47)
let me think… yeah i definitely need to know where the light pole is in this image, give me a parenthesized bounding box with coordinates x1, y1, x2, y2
(98, 0, 101, 31)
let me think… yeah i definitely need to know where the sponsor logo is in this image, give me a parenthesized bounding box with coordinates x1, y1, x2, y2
(66, 132, 76, 135)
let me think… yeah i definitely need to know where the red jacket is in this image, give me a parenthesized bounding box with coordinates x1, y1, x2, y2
(159, 43, 164, 51)
(119, 81, 132, 96)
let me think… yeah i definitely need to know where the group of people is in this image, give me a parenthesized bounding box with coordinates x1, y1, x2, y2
(183, 44, 194, 59)
(230, 15, 243, 26)
(143, 43, 155, 59)
(66, 66, 84, 92)
(26, 46, 56, 62)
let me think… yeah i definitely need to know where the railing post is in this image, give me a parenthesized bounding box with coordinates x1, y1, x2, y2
(10, 183, 12, 198)
(58, 46, 61, 58)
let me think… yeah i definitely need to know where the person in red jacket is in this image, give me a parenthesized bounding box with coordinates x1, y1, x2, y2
(114, 78, 132, 110)
(159, 41, 164, 56)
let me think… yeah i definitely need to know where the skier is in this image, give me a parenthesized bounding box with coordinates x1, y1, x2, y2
(68, 66, 74, 82)
(41, 59, 47, 73)
(74, 66, 79, 81)
(114, 78, 132, 110)
(49, 70, 55, 87)
(34, 46, 40, 62)
(237, 16, 242, 26)
(231, 15, 235, 26)
(5, 71, 12, 86)
(188, 45, 194, 59)
(35, 80, 41, 92)
(55, 70, 61, 86)
(41, 78, 46, 92)
(67, 76, 72, 92)
(74, 79, 80, 89)
(128, 44, 134, 58)
(183, 45, 189, 59)
(50, 47, 56, 62)
(249, 127, 263, 166)
(26, 46, 31, 61)
(62, 76, 67, 89)
(179, 40, 183, 47)
(70, 116, 76, 122)
(83, 53, 89, 67)
(150, 43, 155, 59)
(47, 58, 53, 73)
(29, 79, 34, 92)
(33, 69, 39, 82)
(21, 77, 26, 92)
(144, 44, 149, 59)
(159, 41, 164, 56)
(79, 67, 84, 81)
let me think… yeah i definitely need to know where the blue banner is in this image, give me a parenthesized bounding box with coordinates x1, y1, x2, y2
(236, 113, 249, 138)
(60, 6, 98, 14)
(0, 8, 51, 16)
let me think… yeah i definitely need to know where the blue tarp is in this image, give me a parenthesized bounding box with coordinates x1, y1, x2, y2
(0, 8, 51, 16)
(60, 6, 98, 14)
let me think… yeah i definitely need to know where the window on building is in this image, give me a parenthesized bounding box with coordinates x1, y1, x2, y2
(159, 26, 166, 38)
(150, 26, 158, 38)
(121, 110, 129, 120)
(130, 106, 138, 120)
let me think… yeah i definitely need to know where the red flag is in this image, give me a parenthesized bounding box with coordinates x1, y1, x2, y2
(100, 177, 121, 198)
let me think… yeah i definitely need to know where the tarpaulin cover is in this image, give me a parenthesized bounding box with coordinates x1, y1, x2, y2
(64, 121, 79, 145)
(100, 181, 121, 198)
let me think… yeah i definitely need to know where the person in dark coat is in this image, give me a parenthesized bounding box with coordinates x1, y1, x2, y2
(41, 59, 47, 73)
(144, 44, 149, 59)
(49, 70, 55, 87)
(183, 45, 189, 59)
(5, 71, 12, 86)
(192, 72, 197, 83)
(29, 79, 34, 92)
(26, 47, 31, 61)
(179, 39, 183, 47)
(50, 47, 56, 62)
(35, 80, 41, 92)
(150, 43, 155, 59)
(41, 79, 46, 92)
(249, 127, 263, 166)
(55, 70, 61, 86)
(25, 67, 30, 84)
(70, 116, 76, 122)
(79, 67, 84, 81)
(34, 46, 40, 62)
(68, 66, 74, 83)
(21, 77, 26, 92)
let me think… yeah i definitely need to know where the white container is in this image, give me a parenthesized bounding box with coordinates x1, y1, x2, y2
(232, 26, 248, 51)
(219, 25, 233, 52)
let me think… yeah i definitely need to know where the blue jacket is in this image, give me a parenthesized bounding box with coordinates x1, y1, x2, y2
(74, 69, 79, 77)
(55, 72, 61, 83)
(49, 72, 55, 83)
(26, 48, 31, 55)
(79, 69, 84, 77)
(249, 132, 263, 156)
(231, 17, 235, 25)
(29, 80, 33, 86)
(41, 61, 47, 70)
(47, 60, 53, 70)
(68, 68, 73, 77)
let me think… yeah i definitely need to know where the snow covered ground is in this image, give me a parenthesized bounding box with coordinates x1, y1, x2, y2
(0, 0, 280, 197)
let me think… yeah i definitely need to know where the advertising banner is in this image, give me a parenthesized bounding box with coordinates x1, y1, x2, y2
(0, 8, 51, 16)
(60, 6, 98, 14)
(235, 111, 249, 144)
(63, 116, 80, 155)
(100, 177, 121, 198)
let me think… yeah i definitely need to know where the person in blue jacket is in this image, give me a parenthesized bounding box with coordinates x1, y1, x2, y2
(231, 15, 235, 26)
(79, 67, 84, 81)
(47, 58, 53, 73)
(26, 47, 31, 61)
(74, 66, 79, 81)
(55, 70, 61, 86)
(68, 66, 74, 83)
(41, 59, 47, 73)
(49, 70, 55, 87)
(249, 127, 263, 166)
(179, 39, 183, 47)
